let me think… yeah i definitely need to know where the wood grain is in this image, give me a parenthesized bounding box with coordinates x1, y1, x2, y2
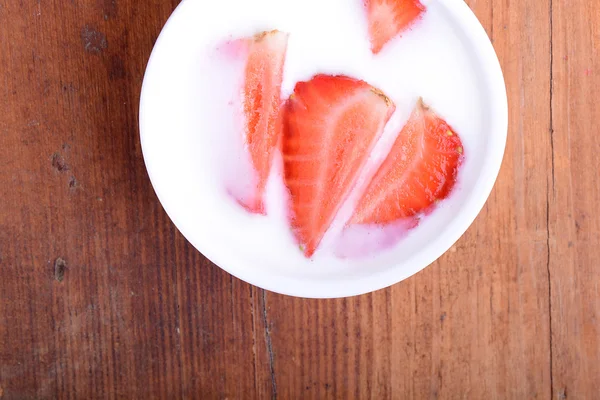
(0, 0, 598, 398)
(549, 0, 600, 397)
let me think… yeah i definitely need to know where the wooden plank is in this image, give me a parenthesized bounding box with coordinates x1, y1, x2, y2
(432, 0, 554, 396)
(549, 0, 600, 397)
(263, 2, 554, 398)
(0, 1, 272, 398)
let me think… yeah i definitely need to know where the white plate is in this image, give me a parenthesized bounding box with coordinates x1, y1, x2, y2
(139, 0, 507, 298)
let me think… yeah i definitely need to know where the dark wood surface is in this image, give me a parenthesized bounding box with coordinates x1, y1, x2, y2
(1, 0, 599, 398)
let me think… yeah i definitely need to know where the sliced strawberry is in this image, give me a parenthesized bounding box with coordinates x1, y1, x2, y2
(350, 98, 464, 225)
(235, 30, 288, 214)
(283, 75, 395, 257)
(363, 0, 426, 54)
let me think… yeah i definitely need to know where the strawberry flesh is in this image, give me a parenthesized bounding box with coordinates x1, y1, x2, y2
(350, 98, 464, 225)
(235, 30, 288, 214)
(283, 75, 395, 257)
(364, 0, 426, 54)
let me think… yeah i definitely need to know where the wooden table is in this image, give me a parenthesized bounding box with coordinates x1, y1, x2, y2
(1, 0, 598, 398)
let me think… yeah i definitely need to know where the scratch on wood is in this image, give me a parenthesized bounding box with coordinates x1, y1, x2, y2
(557, 387, 567, 399)
(250, 286, 259, 397)
(69, 176, 78, 191)
(51, 153, 68, 172)
(80, 25, 107, 53)
(261, 289, 277, 399)
(54, 258, 66, 282)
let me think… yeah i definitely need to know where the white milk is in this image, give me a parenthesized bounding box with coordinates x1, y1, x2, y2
(177, 0, 485, 271)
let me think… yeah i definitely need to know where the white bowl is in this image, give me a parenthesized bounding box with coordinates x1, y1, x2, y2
(139, 0, 507, 298)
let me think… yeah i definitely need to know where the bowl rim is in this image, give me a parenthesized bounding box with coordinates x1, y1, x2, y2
(139, 0, 508, 299)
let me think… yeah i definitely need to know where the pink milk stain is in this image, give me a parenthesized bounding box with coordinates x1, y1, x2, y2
(335, 217, 419, 259)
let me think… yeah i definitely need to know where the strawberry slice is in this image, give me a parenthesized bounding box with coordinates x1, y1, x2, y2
(234, 30, 289, 214)
(350, 98, 464, 225)
(283, 75, 395, 257)
(363, 0, 426, 54)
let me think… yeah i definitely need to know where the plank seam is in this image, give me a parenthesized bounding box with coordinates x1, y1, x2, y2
(547, 0, 556, 397)
(261, 290, 278, 399)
